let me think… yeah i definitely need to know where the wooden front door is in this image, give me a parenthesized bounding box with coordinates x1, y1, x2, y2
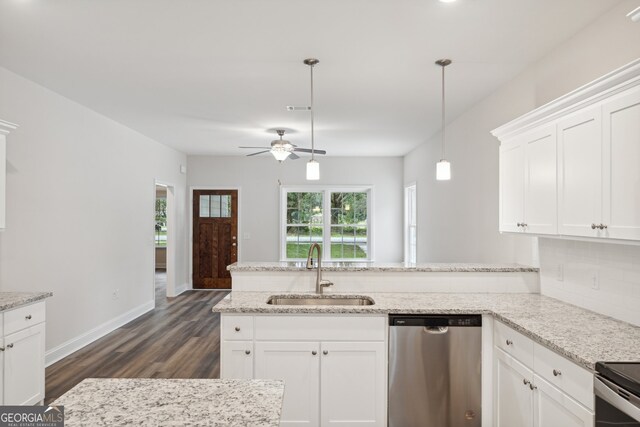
(193, 189, 238, 289)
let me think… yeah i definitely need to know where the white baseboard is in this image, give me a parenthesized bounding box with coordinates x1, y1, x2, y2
(45, 300, 154, 367)
(172, 282, 188, 297)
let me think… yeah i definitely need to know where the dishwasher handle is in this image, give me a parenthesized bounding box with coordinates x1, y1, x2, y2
(423, 326, 449, 334)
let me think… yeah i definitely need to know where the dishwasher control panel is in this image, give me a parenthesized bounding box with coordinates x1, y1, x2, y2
(389, 314, 482, 327)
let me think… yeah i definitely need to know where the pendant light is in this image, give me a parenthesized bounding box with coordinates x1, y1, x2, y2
(304, 58, 320, 180)
(435, 59, 452, 181)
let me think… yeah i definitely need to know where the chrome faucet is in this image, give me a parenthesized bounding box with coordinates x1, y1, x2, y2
(306, 243, 334, 294)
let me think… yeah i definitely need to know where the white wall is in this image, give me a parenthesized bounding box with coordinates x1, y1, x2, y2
(404, 0, 640, 263)
(0, 67, 189, 356)
(539, 239, 640, 326)
(187, 155, 404, 264)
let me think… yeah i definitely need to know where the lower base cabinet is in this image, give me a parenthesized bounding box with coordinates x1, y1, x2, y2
(4, 322, 46, 405)
(534, 374, 594, 427)
(220, 315, 387, 427)
(495, 347, 534, 427)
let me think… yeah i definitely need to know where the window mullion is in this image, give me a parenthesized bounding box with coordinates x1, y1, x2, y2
(324, 189, 331, 260)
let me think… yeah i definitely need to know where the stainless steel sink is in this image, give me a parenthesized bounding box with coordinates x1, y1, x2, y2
(266, 295, 375, 306)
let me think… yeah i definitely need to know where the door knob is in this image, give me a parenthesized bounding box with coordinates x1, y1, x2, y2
(232, 243, 237, 246)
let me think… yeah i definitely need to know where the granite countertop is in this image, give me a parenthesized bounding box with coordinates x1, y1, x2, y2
(213, 292, 640, 370)
(0, 291, 52, 312)
(227, 261, 538, 273)
(52, 378, 284, 427)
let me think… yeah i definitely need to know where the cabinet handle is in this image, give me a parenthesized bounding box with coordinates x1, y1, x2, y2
(506, 339, 513, 346)
(6, 343, 13, 349)
(529, 383, 537, 391)
(25, 314, 32, 320)
(553, 369, 562, 377)
(521, 223, 527, 227)
(234, 327, 240, 332)
(245, 350, 251, 355)
(323, 350, 329, 355)
(523, 379, 530, 386)
(312, 351, 317, 356)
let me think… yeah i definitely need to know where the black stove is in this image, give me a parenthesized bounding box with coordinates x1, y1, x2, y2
(595, 362, 640, 426)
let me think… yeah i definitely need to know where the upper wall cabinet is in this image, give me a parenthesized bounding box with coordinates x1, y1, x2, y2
(0, 120, 19, 230)
(492, 59, 640, 242)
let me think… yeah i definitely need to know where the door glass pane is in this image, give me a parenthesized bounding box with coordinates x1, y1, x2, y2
(199, 195, 210, 217)
(211, 195, 221, 217)
(221, 195, 231, 218)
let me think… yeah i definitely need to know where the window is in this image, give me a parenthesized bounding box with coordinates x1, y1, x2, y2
(155, 197, 167, 247)
(282, 187, 372, 261)
(405, 184, 417, 264)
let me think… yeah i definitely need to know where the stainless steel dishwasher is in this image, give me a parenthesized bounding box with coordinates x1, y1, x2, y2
(389, 314, 482, 427)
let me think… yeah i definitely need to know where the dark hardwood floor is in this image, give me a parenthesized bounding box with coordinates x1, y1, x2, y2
(45, 272, 229, 404)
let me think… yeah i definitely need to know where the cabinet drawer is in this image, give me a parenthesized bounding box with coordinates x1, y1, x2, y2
(533, 343, 594, 410)
(255, 315, 386, 341)
(221, 315, 254, 341)
(494, 320, 534, 368)
(4, 302, 45, 336)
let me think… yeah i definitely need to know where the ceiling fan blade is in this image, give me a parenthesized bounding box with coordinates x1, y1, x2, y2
(289, 152, 300, 160)
(239, 146, 271, 149)
(246, 150, 271, 157)
(293, 148, 327, 155)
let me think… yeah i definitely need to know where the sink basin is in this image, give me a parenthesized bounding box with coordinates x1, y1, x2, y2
(266, 295, 375, 306)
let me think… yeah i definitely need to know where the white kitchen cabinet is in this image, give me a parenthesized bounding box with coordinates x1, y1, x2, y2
(557, 107, 603, 238)
(533, 374, 594, 427)
(602, 86, 640, 240)
(4, 322, 45, 405)
(255, 341, 321, 427)
(495, 347, 534, 427)
(220, 340, 253, 380)
(499, 139, 525, 233)
(320, 341, 386, 426)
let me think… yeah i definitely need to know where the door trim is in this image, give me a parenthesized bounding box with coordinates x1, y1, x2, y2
(189, 186, 242, 290)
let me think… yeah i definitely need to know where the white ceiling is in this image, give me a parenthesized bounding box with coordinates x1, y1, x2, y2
(0, 0, 623, 156)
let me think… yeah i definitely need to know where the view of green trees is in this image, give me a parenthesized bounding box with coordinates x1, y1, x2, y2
(155, 198, 167, 247)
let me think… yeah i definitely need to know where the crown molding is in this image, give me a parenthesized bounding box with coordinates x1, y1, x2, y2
(0, 119, 19, 136)
(491, 58, 640, 141)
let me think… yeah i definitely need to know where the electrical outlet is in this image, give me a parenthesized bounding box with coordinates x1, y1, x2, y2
(556, 264, 564, 282)
(591, 271, 600, 290)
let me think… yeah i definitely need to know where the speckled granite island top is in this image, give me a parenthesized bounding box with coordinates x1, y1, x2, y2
(213, 292, 640, 370)
(52, 378, 284, 427)
(0, 291, 52, 312)
(227, 261, 538, 273)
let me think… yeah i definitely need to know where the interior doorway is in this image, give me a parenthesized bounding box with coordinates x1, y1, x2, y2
(155, 182, 176, 300)
(192, 189, 238, 289)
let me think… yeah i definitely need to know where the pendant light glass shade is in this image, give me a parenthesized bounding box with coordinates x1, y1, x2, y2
(306, 159, 320, 180)
(436, 159, 451, 181)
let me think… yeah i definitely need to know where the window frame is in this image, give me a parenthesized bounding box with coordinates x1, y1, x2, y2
(280, 185, 374, 262)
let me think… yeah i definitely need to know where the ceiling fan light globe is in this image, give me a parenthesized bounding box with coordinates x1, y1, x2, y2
(271, 149, 291, 162)
(436, 159, 451, 181)
(306, 159, 320, 180)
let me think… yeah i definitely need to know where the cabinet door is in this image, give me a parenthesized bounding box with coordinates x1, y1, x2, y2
(524, 125, 558, 235)
(533, 374, 594, 427)
(220, 341, 253, 379)
(495, 347, 534, 427)
(320, 342, 386, 427)
(557, 107, 603, 237)
(602, 87, 640, 240)
(500, 139, 525, 232)
(255, 342, 320, 427)
(4, 323, 45, 405)
(0, 135, 5, 229)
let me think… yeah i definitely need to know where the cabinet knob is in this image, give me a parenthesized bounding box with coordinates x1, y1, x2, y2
(0, 347, 4, 352)
(6, 343, 13, 349)
(599, 224, 608, 230)
(25, 314, 32, 320)
(553, 369, 562, 377)
(529, 383, 537, 390)
(517, 223, 522, 227)
(312, 351, 317, 355)
(523, 378, 530, 386)
(591, 223, 597, 230)
(245, 350, 251, 355)
(521, 223, 527, 227)
(506, 339, 513, 346)
(323, 350, 329, 355)
(234, 327, 240, 332)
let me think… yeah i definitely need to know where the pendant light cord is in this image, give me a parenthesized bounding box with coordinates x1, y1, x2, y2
(310, 63, 315, 161)
(441, 63, 446, 160)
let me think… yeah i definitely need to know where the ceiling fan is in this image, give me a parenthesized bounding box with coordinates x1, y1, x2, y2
(239, 129, 327, 162)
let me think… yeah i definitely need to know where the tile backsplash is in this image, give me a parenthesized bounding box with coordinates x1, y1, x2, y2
(539, 238, 640, 326)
